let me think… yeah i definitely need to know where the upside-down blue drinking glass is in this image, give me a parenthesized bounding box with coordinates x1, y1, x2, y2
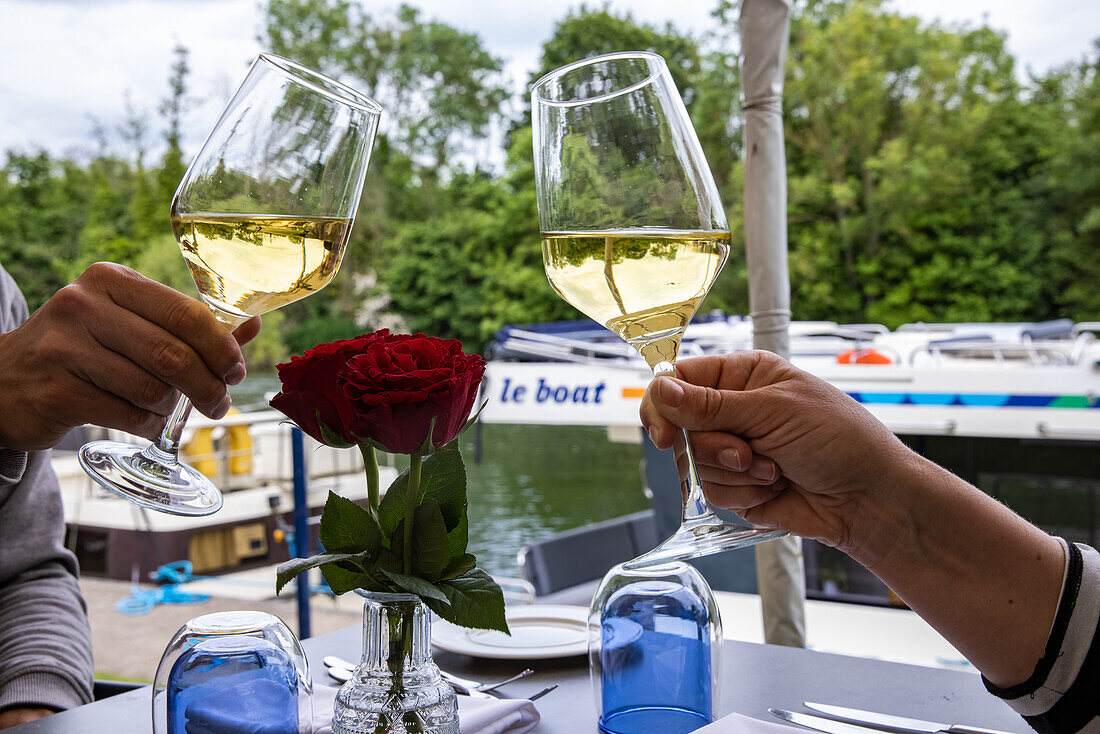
(590, 561, 722, 734)
(153, 610, 313, 734)
(167, 636, 299, 734)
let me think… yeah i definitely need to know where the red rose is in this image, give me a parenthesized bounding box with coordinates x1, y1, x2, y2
(270, 330, 393, 446)
(342, 333, 486, 454)
(270, 330, 486, 455)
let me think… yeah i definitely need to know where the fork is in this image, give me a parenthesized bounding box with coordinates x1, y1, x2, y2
(323, 656, 536, 697)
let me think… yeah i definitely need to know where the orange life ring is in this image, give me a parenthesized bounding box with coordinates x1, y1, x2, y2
(836, 349, 892, 365)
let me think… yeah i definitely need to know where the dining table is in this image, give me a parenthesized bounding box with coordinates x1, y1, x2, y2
(11, 621, 1031, 733)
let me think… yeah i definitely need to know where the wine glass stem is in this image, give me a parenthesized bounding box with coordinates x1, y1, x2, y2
(141, 316, 243, 466)
(653, 361, 717, 525)
(142, 394, 193, 465)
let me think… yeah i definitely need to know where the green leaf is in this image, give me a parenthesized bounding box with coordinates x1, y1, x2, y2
(321, 563, 380, 595)
(420, 443, 467, 530)
(377, 537, 404, 575)
(377, 443, 466, 538)
(429, 568, 509, 633)
(411, 501, 450, 579)
(318, 491, 383, 554)
(316, 412, 356, 448)
(440, 553, 476, 581)
(446, 512, 468, 560)
(379, 569, 450, 603)
(276, 552, 364, 595)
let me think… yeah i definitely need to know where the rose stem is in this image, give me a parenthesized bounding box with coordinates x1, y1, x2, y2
(403, 453, 422, 574)
(360, 444, 380, 515)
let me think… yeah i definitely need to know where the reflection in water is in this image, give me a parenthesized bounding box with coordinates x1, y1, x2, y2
(458, 424, 649, 575)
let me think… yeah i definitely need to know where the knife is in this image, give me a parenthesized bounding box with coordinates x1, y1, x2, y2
(771, 708, 880, 734)
(803, 702, 1018, 734)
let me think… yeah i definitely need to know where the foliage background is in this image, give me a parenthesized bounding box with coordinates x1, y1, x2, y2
(1, 0, 1097, 367)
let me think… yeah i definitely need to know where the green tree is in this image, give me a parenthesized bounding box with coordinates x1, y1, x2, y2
(779, 0, 1044, 325)
(157, 43, 191, 212)
(383, 128, 575, 349)
(532, 6, 702, 106)
(0, 152, 88, 308)
(261, 0, 508, 169)
(1030, 45, 1100, 319)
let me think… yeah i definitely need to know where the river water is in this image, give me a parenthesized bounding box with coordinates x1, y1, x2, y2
(232, 374, 651, 577)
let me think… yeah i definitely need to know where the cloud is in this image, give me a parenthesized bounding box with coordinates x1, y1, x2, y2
(0, 0, 1096, 158)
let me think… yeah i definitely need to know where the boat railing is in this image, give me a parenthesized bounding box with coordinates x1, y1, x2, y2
(496, 328, 638, 364)
(909, 335, 1093, 367)
(491, 320, 1099, 370)
(1071, 322, 1100, 338)
(497, 324, 897, 365)
(179, 410, 383, 493)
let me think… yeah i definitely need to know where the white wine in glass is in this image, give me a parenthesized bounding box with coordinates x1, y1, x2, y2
(542, 229, 729, 369)
(79, 54, 381, 516)
(532, 52, 786, 565)
(173, 213, 351, 322)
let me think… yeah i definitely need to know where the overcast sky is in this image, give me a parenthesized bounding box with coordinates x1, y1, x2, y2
(1, 0, 1097, 161)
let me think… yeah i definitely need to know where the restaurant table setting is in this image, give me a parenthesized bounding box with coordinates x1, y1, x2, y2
(7, 617, 1031, 734)
(153, 608, 551, 734)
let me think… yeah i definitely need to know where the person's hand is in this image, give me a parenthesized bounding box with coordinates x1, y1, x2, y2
(640, 350, 913, 554)
(0, 262, 262, 451)
(0, 707, 55, 728)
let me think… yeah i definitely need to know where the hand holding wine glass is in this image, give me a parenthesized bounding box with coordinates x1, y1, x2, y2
(79, 54, 381, 516)
(532, 52, 786, 565)
(0, 263, 260, 453)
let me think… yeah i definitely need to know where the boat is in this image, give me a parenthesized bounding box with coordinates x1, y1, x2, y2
(483, 316, 1100, 439)
(54, 413, 397, 582)
(482, 316, 1100, 605)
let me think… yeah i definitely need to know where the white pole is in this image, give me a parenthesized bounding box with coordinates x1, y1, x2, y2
(740, 0, 806, 648)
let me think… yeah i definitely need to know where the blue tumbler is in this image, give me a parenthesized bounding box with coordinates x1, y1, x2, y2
(166, 636, 300, 734)
(153, 611, 312, 734)
(590, 561, 722, 734)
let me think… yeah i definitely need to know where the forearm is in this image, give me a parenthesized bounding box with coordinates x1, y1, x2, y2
(0, 567, 94, 712)
(0, 451, 94, 711)
(846, 451, 1065, 687)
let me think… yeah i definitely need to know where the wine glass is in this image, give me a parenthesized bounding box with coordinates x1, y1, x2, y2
(79, 54, 381, 515)
(531, 52, 787, 565)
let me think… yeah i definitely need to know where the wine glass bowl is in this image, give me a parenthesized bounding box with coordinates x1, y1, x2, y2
(532, 52, 786, 565)
(541, 230, 729, 370)
(533, 52, 730, 373)
(79, 54, 381, 515)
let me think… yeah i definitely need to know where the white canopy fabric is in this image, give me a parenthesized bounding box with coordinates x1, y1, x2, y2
(740, 0, 807, 648)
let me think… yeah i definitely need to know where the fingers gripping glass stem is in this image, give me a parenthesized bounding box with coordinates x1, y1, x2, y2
(625, 365, 789, 569)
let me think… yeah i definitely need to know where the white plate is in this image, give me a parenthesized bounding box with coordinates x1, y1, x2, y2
(432, 604, 589, 659)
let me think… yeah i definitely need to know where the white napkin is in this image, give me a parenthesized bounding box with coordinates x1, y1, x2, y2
(694, 711, 800, 734)
(312, 684, 539, 734)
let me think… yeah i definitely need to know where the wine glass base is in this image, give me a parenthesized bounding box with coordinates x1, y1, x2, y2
(625, 519, 788, 569)
(78, 440, 224, 516)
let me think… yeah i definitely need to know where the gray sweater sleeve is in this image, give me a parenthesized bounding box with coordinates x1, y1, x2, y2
(0, 264, 94, 711)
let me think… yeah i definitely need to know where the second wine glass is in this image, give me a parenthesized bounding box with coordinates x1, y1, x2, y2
(531, 52, 786, 565)
(79, 54, 381, 516)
